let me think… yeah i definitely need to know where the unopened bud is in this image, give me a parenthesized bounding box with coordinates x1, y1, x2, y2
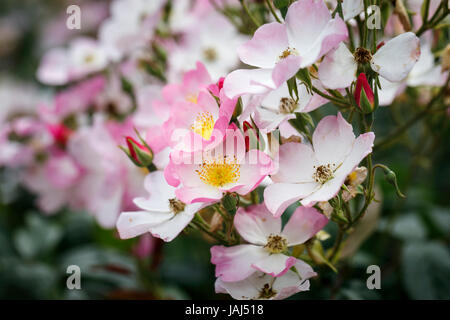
(355, 73, 376, 114)
(47, 123, 73, 148)
(221, 193, 238, 215)
(121, 136, 153, 167)
(380, 165, 406, 198)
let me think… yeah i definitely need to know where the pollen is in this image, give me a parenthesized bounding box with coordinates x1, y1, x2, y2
(313, 164, 334, 184)
(353, 47, 372, 64)
(258, 283, 277, 299)
(203, 47, 218, 62)
(279, 97, 298, 114)
(264, 234, 288, 254)
(190, 111, 215, 140)
(84, 53, 95, 64)
(196, 156, 240, 188)
(169, 198, 186, 214)
(279, 47, 299, 60)
(346, 171, 358, 185)
(185, 93, 198, 104)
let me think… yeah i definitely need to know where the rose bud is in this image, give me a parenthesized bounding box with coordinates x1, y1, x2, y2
(47, 123, 73, 148)
(354, 73, 376, 114)
(121, 136, 153, 167)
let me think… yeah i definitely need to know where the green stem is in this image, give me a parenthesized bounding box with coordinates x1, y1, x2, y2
(375, 75, 450, 150)
(239, 0, 260, 27)
(265, 0, 282, 23)
(329, 226, 344, 262)
(311, 86, 350, 107)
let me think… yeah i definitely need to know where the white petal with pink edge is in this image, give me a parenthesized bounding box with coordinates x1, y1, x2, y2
(234, 204, 282, 245)
(210, 244, 268, 282)
(282, 206, 329, 246)
(371, 32, 420, 82)
(318, 43, 357, 89)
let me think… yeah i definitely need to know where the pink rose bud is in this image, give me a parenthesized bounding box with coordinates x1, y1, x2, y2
(208, 77, 226, 97)
(47, 123, 73, 147)
(122, 136, 153, 167)
(376, 41, 385, 51)
(354, 73, 375, 114)
(243, 121, 260, 151)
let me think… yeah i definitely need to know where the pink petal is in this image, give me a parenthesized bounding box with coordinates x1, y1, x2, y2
(116, 211, 172, 239)
(301, 132, 375, 206)
(234, 204, 282, 245)
(175, 185, 222, 204)
(271, 142, 316, 183)
(272, 55, 303, 87)
(210, 244, 268, 282)
(318, 43, 357, 89)
(371, 32, 420, 82)
(223, 68, 276, 99)
(148, 203, 201, 242)
(281, 206, 328, 246)
(238, 22, 289, 68)
(285, 0, 348, 68)
(263, 182, 317, 217)
(312, 112, 355, 166)
(232, 149, 275, 195)
(252, 254, 297, 278)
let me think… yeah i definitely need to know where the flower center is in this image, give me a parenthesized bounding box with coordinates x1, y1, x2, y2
(84, 53, 95, 64)
(169, 198, 186, 214)
(203, 47, 218, 62)
(279, 47, 299, 60)
(190, 111, 214, 140)
(345, 170, 358, 185)
(313, 164, 334, 184)
(353, 47, 372, 64)
(264, 234, 288, 254)
(279, 97, 298, 114)
(258, 283, 277, 299)
(185, 93, 198, 104)
(196, 156, 240, 188)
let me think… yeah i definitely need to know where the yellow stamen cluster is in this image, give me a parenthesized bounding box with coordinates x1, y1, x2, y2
(84, 54, 95, 64)
(264, 234, 288, 254)
(203, 47, 218, 62)
(196, 156, 240, 188)
(169, 198, 186, 214)
(258, 283, 277, 299)
(279, 97, 298, 114)
(354, 47, 372, 64)
(313, 164, 334, 184)
(279, 47, 299, 60)
(185, 93, 198, 104)
(346, 171, 358, 185)
(190, 111, 215, 140)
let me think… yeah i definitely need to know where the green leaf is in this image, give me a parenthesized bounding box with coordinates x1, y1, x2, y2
(274, 0, 289, 9)
(296, 68, 312, 91)
(402, 242, 450, 299)
(13, 213, 62, 259)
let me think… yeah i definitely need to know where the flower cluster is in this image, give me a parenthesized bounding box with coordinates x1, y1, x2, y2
(1, 0, 449, 300)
